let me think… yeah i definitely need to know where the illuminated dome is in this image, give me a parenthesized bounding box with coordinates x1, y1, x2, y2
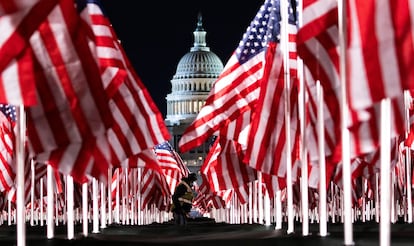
(174, 14, 223, 80)
(166, 13, 224, 125)
(174, 46, 223, 79)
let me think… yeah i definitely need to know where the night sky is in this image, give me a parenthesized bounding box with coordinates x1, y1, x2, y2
(100, 0, 264, 117)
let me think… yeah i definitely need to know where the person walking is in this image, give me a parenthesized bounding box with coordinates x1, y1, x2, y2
(171, 173, 197, 225)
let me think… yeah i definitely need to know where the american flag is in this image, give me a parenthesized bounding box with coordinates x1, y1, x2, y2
(243, 0, 301, 178)
(154, 142, 187, 173)
(201, 109, 257, 202)
(178, 0, 274, 152)
(76, 0, 126, 97)
(23, 0, 169, 183)
(347, 0, 414, 111)
(117, 149, 172, 211)
(139, 166, 171, 210)
(154, 141, 188, 193)
(297, 0, 406, 164)
(77, 0, 170, 170)
(179, 0, 301, 181)
(23, 0, 116, 183)
(0, 0, 59, 106)
(296, 0, 340, 164)
(194, 174, 229, 210)
(345, 0, 410, 158)
(201, 137, 257, 204)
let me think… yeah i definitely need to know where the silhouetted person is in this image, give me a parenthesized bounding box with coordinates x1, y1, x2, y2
(171, 173, 197, 225)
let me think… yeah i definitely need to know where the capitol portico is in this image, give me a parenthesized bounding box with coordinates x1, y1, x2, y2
(165, 13, 223, 173)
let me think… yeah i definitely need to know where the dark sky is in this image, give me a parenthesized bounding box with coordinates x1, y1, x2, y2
(100, 1, 264, 117)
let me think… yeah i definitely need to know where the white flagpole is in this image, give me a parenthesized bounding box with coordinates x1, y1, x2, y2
(275, 190, 282, 229)
(115, 168, 120, 224)
(107, 168, 112, 225)
(30, 159, 35, 226)
(338, 0, 353, 244)
(299, 68, 309, 235)
(264, 188, 271, 226)
(242, 201, 247, 224)
(100, 181, 106, 228)
(40, 178, 44, 226)
(16, 106, 26, 246)
(92, 178, 99, 233)
(124, 167, 129, 224)
(55, 190, 59, 226)
(406, 146, 413, 222)
(229, 194, 234, 224)
(280, 0, 294, 234)
(362, 178, 367, 222)
(317, 81, 328, 236)
(404, 90, 413, 223)
(380, 99, 391, 246)
(253, 181, 258, 223)
(330, 181, 335, 223)
(248, 182, 253, 224)
(258, 172, 263, 224)
(8, 197, 11, 225)
(297, 0, 309, 236)
(137, 168, 141, 225)
(375, 172, 380, 223)
(122, 167, 126, 224)
(82, 181, 88, 236)
(131, 168, 135, 225)
(391, 170, 396, 223)
(67, 175, 74, 240)
(47, 165, 54, 239)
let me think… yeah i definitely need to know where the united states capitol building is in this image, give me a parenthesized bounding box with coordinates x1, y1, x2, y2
(165, 14, 223, 174)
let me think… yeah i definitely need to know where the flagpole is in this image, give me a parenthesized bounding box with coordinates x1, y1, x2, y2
(391, 169, 396, 223)
(137, 168, 142, 225)
(107, 168, 112, 225)
(275, 190, 282, 229)
(40, 178, 44, 226)
(82, 181, 88, 236)
(264, 188, 271, 226)
(100, 181, 106, 228)
(131, 168, 136, 225)
(115, 168, 120, 224)
(281, 0, 294, 234)
(92, 178, 99, 233)
(375, 172, 380, 223)
(296, 0, 309, 236)
(125, 167, 129, 224)
(258, 171, 263, 224)
(248, 182, 253, 224)
(317, 81, 328, 237)
(337, 0, 354, 244)
(253, 180, 258, 223)
(30, 159, 35, 226)
(67, 175, 74, 240)
(404, 90, 413, 223)
(47, 166, 54, 238)
(16, 105, 26, 246)
(380, 99, 391, 246)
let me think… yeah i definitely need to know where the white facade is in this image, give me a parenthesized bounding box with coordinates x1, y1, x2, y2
(165, 14, 223, 171)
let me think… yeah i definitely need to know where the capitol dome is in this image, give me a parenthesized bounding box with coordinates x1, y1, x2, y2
(165, 13, 224, 125)
(174, 48, 223, 80)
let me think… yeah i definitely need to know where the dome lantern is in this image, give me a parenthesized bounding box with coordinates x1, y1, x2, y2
(191, 12, 209, 52)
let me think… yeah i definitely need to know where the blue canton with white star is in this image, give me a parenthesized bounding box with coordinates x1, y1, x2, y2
(155, 141, 174, 152)
(236, 0, 297, 64)
(0, 104, 16, 122)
